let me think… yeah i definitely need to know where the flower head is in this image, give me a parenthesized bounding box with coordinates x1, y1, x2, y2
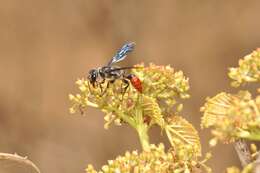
(85, 144, 210, 173)
(201, 91, 260, 143)
(69, 63, 190, 129)
(229, 49, 260, 87)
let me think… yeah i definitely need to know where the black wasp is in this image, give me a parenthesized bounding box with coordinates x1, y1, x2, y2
(88, 42, 142, 94)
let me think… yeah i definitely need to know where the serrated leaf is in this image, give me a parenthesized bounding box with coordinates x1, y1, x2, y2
(141, 95, 165, 127)
(165, 116, 201, 157)
(201, 92, 237, 128)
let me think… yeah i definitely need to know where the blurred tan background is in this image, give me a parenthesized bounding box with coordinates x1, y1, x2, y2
(0, 0, 260, 172)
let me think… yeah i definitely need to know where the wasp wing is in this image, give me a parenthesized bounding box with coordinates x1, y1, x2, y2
(108, 66, 142, 72)
(107, 42, 135, 66)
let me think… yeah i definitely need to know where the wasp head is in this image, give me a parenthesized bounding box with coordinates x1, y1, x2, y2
(88, 69, 98, 86)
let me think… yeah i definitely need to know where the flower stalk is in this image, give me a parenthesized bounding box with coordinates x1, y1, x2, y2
(136, 123, 150, 151)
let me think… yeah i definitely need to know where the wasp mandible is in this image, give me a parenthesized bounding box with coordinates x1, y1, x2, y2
(88, 42, 142, 94)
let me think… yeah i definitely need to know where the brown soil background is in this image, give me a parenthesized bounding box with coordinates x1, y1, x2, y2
(0, 1, 260, 172)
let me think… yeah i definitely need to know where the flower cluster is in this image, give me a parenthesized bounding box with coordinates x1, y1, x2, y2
(201, 49, 260, 145)
(201, 91, 260, 144)
(228, 48, 260, 87)
(69, 63, 190, 121)
(226, 164, 253, 173)
(69, 63, 190, 132)
(69, 63, 208, 172)
(86, 143, 211, 173)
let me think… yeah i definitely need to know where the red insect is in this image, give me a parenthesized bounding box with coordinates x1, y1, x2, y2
(127, 74, 142, 93)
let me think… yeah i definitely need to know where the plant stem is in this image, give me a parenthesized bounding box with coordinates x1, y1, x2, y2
(102, 107, 136, 128)
(245, 133, 260, 141)
(0, 153, 41, 173)
(254, 153, 260, 173)
(233, 139, 252, 167)
(136, 124, 150, 151)
(107, 104, 151, 151)
(134, 95, 150, 151)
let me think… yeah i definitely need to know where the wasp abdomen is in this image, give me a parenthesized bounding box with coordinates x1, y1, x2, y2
(127, 74, 142, 93)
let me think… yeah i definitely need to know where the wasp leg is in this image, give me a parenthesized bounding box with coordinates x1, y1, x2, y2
(98, 78, 106, 94)
(88, 81, 97, 95)
(100, 79, 115, 96)
(121, 78, 129, 100)
(87, 81, 92, 91)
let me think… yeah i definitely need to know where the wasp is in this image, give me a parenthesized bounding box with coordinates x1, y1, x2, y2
(88, 42, 142, 95)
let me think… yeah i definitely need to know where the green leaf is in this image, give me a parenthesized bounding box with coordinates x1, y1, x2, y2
(165, 116, 201, 158)
(141, 95, 165, 127)
(200, 92, 236, 128)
